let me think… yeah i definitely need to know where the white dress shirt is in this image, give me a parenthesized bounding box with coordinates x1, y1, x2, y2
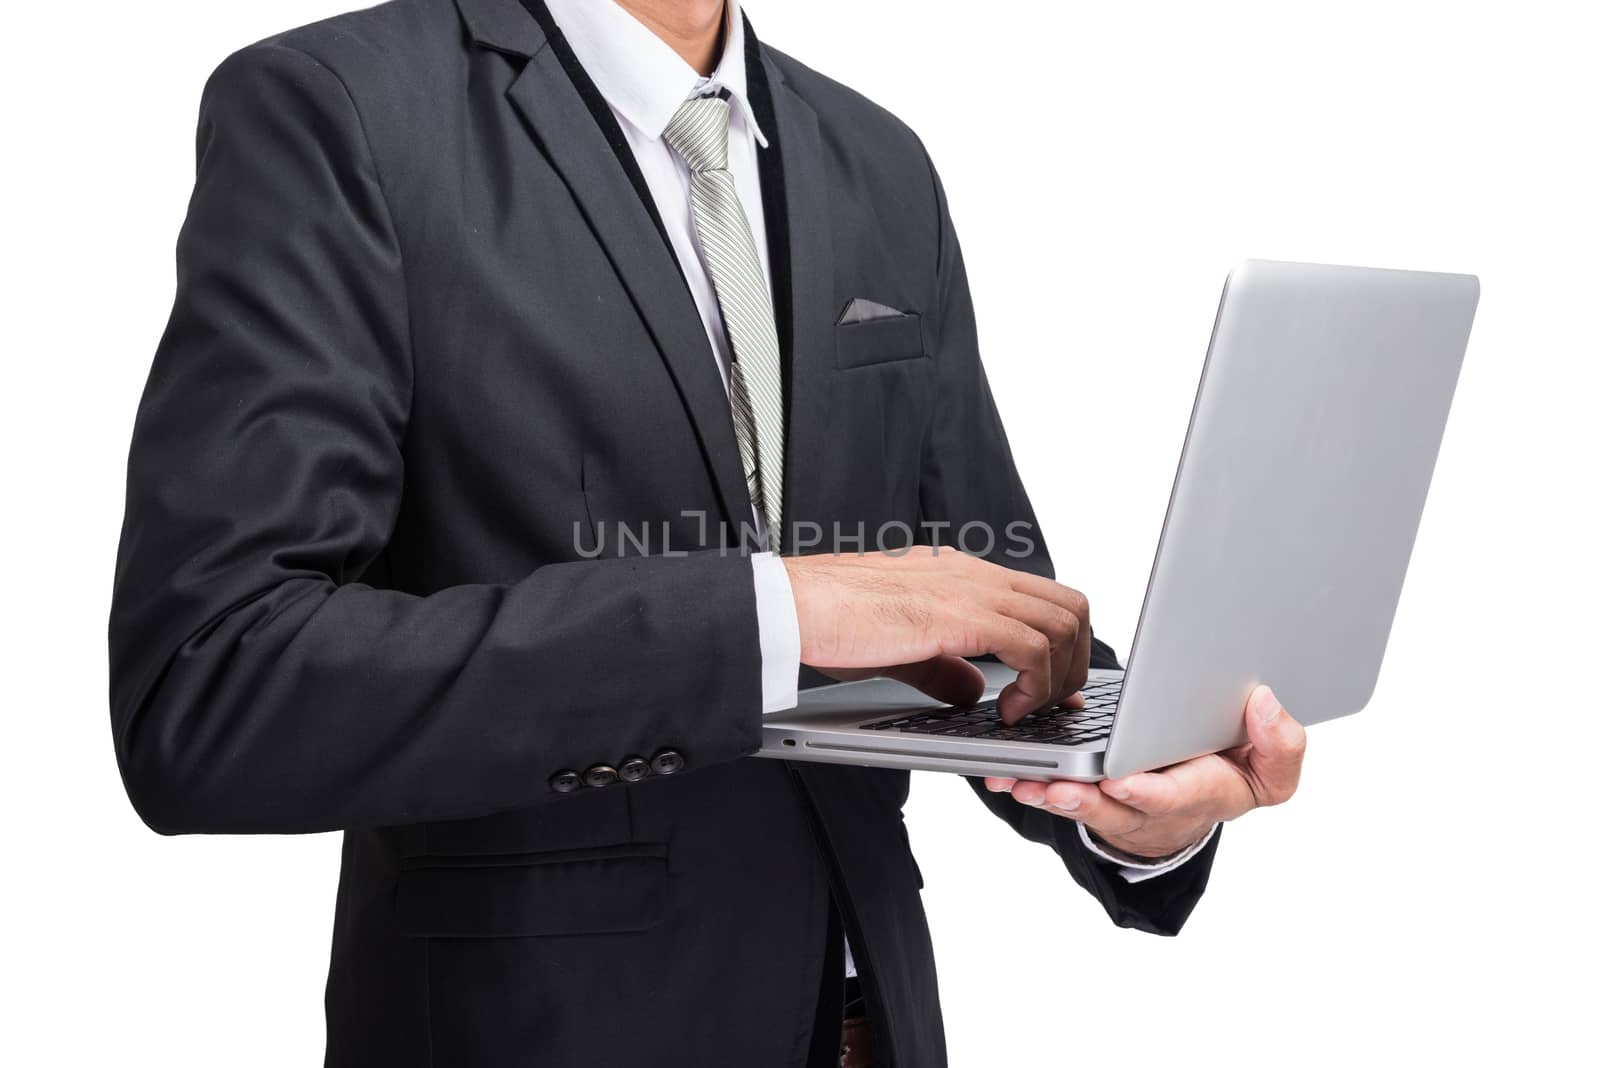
(541, 0, 1207, 891)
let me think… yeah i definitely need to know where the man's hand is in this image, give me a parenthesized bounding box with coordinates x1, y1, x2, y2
(783, 547, 1090, 723)
(983, 685, 1307, 859)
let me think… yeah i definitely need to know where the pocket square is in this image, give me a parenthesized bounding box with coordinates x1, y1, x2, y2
(837, 297, 910, 324)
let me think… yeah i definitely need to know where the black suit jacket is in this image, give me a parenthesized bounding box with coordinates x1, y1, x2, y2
(109, 1, 1219, 1063)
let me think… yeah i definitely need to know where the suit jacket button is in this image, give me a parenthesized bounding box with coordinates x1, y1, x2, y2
(650, 749, 684, 776)
(550, 769, 582, 793)
(618, 756, 651, 783)
(584, 764, 619, 789)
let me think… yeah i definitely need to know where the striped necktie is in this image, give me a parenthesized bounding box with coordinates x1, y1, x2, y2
(663, 94, 785, 549)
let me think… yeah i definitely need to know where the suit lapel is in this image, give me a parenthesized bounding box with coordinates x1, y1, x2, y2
(463, 0, 834, 546)
(756, 52, 835, 552)
(502, 25, 751, 535)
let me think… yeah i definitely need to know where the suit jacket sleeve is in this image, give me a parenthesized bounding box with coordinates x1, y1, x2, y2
(916, 150, 1218, 936)
(108, 44, 764, 836)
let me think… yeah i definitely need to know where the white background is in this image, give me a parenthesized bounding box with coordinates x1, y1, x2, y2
(3, 0, 1596, 1064)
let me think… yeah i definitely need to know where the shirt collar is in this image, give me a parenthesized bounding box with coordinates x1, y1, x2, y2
(543, 0, 768, 147)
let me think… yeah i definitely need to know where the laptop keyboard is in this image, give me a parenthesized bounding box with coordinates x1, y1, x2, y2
(859, 678, 1121, 746)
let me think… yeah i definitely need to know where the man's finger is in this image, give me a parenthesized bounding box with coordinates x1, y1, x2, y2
(1025, 780, 1145, 838)
(880, 656, 987, 707)
(968, 612, 1053, 722)
(1003, 570, 1089, 622)
(1006, 572, 1091, 696)
(1003, 778, 1053, 808)
(1063, 621, 1092, 702)
(1102, 756, 1256, 822)
(993, 591, 1079, 705)
(1098, 770, 1187, 815)
(1243, 685, 1307, 805)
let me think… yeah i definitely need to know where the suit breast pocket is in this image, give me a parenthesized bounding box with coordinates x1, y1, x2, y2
(834, 312, 927, 370)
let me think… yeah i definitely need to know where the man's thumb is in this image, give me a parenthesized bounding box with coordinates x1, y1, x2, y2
(1244, 685, 1307, 805)
(883, 656, 987, 707)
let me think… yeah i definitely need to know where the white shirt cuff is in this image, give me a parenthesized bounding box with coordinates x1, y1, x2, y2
(1077, 821, 1218, 884)
(751, 552, 801, 715)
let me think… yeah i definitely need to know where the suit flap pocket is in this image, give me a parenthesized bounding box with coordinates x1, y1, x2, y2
(396, 844, 669, 939)
(834, 311, 926, 370)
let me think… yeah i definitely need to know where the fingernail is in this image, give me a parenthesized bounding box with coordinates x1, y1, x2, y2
(1053, 794, 1082, 812)
(1105, 782, 1131, 801)
(1020, 794, 1045, 806)
(1252, 686, 1282, 725)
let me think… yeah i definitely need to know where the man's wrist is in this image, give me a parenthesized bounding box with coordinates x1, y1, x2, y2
(1078, 822, 1218, 883)
(1084, 827, 1192, 865)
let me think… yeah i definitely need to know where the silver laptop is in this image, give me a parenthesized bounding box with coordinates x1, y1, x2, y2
(759, 260, 1479, 781)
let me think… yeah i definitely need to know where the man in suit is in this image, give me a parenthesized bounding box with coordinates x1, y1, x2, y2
(110, 0, 1308, 1063)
